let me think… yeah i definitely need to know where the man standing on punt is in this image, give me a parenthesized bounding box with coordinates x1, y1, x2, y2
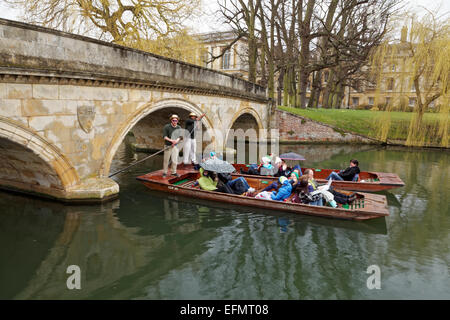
(162, 114, 182, 178)
(183, 112, 205, 166)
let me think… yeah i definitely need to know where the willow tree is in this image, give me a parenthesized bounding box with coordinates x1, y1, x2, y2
(371, 11, 449, 147)
(5, 0, 201, 55)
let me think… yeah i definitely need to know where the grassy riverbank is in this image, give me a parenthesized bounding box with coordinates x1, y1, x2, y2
(278, 106, 444, 144)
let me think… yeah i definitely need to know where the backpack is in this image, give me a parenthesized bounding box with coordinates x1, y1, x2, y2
(329, 188, 356, 204)
(231, 179, 248, 195)
(216, 180, 234, 194)
(218, 173, 232, 183)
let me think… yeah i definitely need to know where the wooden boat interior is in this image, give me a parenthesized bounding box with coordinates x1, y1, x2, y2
(162, 171, 366, 210)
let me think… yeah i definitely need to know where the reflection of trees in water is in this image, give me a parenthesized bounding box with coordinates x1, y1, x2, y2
(0, 193, 66, 299)
(385, 151, 449, 264)
(346, 148, 449, 295)
(135, 215, 383, 299)
(126, 193, 387, 299)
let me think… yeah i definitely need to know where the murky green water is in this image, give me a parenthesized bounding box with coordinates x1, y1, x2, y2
(0, 143, 448, 299)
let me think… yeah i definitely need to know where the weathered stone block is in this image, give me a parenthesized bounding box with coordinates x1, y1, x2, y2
(59, 85, 96, 100)
(0, 83, 6, 99)
(28, 115, 76, 132)
(7, 84, 32, 99)
(44, 126, 74, 144)
(92, 101, 112, 115)
(66, 177, 119, 200)
(22, 99, 67, 116)
(0, 99, 22, 117)
(63, 100, 78, 115)
(33, 84, 59, 100)
(129, 89, 151, 102)
(120, 102, 140, 115)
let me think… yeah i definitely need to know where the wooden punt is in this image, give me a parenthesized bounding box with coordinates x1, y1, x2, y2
(232, 164, 405, 192)
(136, 168, 390, 221)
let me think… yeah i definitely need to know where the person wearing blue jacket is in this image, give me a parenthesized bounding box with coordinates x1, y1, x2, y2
(270, 176, 293, 201)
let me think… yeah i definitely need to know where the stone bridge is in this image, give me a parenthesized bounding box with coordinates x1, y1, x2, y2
(0, 19, 270, 202)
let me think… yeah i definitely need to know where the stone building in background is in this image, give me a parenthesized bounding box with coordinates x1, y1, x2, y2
(195, 28, 440, 110)
(195, 31, 249, 80)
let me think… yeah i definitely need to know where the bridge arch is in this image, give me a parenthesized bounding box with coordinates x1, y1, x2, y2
(101, 98, 214, 177)
(0, 117, 79, 198)
(226, 108, 264, 143)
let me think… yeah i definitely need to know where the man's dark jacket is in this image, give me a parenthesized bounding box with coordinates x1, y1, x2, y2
(339, 166, 360, 181)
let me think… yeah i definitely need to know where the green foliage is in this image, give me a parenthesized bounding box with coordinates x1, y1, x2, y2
(278, 106, 447, 146)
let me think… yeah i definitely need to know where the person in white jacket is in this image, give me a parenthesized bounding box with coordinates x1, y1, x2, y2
(183, 112, 205, 165)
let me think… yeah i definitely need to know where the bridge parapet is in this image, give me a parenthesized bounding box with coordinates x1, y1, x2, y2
(0, 18, 266, 102)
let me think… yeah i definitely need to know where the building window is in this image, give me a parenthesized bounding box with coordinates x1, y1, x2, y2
(409, 97, 416, 107)
(368, 97, 374, 106)
(411, 81, 416, 92)
(385, 97, 391, 106)
(352, 97, 359, 106)
(306, 82, 311, 92)
(391, 64, 396, 72)
(222, 49, 231, 70)
(387, 78, 394, 91)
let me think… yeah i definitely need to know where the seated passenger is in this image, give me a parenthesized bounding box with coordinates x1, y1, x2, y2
(292, 164, 303, 176)
(326, 159, 360, 181)
(216, 173, 253, 195)
(262, 171, 299, 192)
(256, 176, 292, 201)
(259, 156, 278, 176)
(290, 171, 299, 186)
(240, 163, 260, 175)
(241, 155, 275, 176)
(305, 169, 337, 207)
(291, 176, 323, 206)
(274, 159, 291, 177)
(304, 169, 319, 190)
(197, 168, 218, 191)
(228, 177, 251, 194)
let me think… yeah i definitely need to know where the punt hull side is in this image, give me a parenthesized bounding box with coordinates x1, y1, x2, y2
(137, 178, 389, 221)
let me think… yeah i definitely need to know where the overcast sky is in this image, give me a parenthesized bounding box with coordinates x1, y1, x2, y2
(0, 0, 448, 34)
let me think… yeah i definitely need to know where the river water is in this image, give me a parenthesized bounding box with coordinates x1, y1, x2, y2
(0, 142, 448, 300)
